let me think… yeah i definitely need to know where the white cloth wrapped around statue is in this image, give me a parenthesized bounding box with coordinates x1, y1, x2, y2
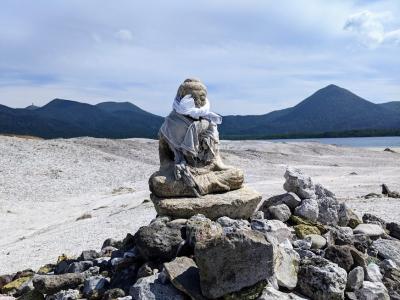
(160, 95, 221, 163)
(149, 78, 244, 198)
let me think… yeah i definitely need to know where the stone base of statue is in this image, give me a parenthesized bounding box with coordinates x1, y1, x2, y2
(149, 167, 244, 198)
(151, 186, 261, 220)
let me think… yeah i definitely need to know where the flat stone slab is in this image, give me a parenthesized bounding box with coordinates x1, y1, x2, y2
(151, 186, 262, 220)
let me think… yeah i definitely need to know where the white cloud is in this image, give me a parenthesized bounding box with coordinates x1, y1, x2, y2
(114, 29, 133, 42)
(344, 10, 400, 48)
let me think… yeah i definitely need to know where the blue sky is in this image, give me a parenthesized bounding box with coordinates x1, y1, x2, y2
(0, 0, 399, 116)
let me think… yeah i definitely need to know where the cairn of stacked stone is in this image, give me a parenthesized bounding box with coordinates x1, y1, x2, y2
(2, 81, 400, 299)
(3, 167, 400, 299)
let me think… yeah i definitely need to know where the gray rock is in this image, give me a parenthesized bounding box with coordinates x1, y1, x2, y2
(366, 263, 383, 282)
(258, 285, 308, 299)
(294, 199, 319, 223)
(164, 257, 206, 300)
(362, 213, 386, 228)
(186, 214, 223, 247)
(151, 186, 262, 220)
(387, 222, 400, 240)
(305, 234, 326, 249)
(102, 289, 125, 300)
(263, 192, 301, 211)
(297, 256, 347, 300)
(373, 239, 400, 266)
(102, 238, 122, 250)
(251, 219, 292, 244)
(295, 249, 316, 259)
(355, 281, 390, 300)
(33, 274, 85, 295)
(129, 273, 185, 300)
(46, 289, 80, 300)
(379, 259, 398, 273)
(195, 229, 274, 299)
(134, 217, 184, 261)
(65, 261, 94, 273)
(216, 216, 250, 233)
(83, 276, 109, 300)
(292, 238, 312, 250)
(268, 204, 292, 222)
(329, 226, 354, 246)
(314, 183, 335, 199)
(274, 244, 300, 290)
(283, 167, 316, 199)
(79, 250, 99, 261)
(347, 266, 364, 291)
(353, 224, 385, 238)
(317, 197, 340, 225)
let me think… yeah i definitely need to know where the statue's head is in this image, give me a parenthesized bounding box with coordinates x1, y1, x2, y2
(176, 78, 207, 108)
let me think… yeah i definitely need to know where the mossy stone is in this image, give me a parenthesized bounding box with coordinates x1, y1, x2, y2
(294, 224, 321, 239)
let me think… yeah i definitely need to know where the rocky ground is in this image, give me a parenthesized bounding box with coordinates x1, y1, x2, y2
(0, 136, 399, 277)
(2, 164, 400, 299)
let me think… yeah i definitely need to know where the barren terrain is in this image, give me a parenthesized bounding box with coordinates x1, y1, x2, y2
(0, 136, 399, 274)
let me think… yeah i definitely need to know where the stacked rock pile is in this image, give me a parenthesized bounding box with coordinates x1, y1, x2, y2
(2, 167, 400, 300)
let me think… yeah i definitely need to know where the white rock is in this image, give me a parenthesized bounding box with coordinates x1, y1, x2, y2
(305, 234, 326, 249)
(129, 273, 185, 300)
(251, 219, 292, 244)
(283, 167, 316, 199)
(353, 224, 385, 238)
(355, 281, 390, 300)
(366, 263, 383, 282)
(274, 244, 300, 290)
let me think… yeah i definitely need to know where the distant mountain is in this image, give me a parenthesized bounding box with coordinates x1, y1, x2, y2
(220, 85, 400, 138)
(379, 101, 400, 114)
(0, 99, 164, 139)
(0, 85, 399, 139)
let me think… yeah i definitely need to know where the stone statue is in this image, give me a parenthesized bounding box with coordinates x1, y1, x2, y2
(149, 78, 244, 198)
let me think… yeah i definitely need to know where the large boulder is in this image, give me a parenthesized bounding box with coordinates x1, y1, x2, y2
(194, 229, 274, 299)
(296, 256, 347, 300)
(149, 167, 244, 198)
(151, 186, 262, 220)
(372, 239, 400, 266)
(129, 273, 186, 300)
(134, 217, 184, 261)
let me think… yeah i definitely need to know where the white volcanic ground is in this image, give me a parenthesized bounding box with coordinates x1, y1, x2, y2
(0, 136, 399, 274)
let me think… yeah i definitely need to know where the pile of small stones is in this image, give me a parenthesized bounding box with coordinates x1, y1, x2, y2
(2, 168, 400, 300)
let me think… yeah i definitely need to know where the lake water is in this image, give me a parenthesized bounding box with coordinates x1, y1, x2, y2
(270, 136, 400, 148)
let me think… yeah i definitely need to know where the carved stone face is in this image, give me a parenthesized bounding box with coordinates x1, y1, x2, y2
(176, 78, 207, 108)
